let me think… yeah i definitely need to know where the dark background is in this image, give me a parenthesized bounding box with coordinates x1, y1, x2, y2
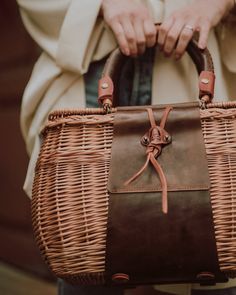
(0, 0, 53, 280)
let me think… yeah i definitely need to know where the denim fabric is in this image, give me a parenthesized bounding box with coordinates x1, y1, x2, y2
(117, 47, 155, 106)
(84, 56, 106, 108)
(84, 48, 155, 108)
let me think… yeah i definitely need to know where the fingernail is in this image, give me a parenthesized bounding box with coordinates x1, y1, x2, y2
(130, 51, 138, 58)
(198, 43, 205, 50)
(124, 48, 130, 56)
(175, 54, 180, 60)
(164, 52, 171, 58)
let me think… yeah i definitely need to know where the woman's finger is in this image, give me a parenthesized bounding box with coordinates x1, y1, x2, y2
(157, 18, 174, 49)
(144, 19, 156, 48)
(174, 24, 195, 59)
(163, 20, 185, 56)
(121, 16, 138, 56)
(109, 21, 130, 55)
(133, 19, 146, 55)
(198, 21, 211, 49)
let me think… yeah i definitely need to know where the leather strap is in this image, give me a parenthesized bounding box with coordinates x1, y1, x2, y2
(98, 76, 114, 106)
(98, 40, 215, 108)
(199, 71, 215, 101)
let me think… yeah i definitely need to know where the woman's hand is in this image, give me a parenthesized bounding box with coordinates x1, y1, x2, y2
(101, 0, 157, 56)
(157, 0, 234, 60)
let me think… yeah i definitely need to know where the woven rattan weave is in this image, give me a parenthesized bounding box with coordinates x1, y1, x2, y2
(32, 102, 236, 284)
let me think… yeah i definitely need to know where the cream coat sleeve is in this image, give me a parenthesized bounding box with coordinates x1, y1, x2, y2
(215, 18, 236, 100)
(17, 0, 118, 197)
(17, 0, 118, 147)
(216, 15, 236, 73)
(17, 0, 117, 75)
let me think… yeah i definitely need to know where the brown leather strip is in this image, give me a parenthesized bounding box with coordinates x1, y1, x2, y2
(149, 153, 168, 213)
(98, 76, 114, 105)
(105, 103, 226, 285)
(124, 107, 172, 214)
(159, 107, 173, 129)
(199, 71, 215, 100)
(124, 155, 150, 187)
(147, 107, 156, 128)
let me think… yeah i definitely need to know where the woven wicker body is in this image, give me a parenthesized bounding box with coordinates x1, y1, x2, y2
(32, 102, 236, 284)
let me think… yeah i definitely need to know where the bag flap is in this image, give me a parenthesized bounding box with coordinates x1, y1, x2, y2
(107, 102, 210, 193)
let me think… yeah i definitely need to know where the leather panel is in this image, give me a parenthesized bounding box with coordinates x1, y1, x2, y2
(107, 102, 210, 193)
(105, 102, 226, 285)
(105, 191, 226, 285)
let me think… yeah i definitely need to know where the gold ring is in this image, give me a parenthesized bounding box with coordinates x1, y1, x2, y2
(184, 25, 194, 32)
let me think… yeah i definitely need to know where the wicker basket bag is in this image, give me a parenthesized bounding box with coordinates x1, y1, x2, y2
(32, 41, 236, 286)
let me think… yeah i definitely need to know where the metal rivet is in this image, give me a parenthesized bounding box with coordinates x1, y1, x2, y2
(112, 273, 130, 284)
(165, 134, 172, 143)
(101, 82, 109, 89)
(141, 136, 149, 146)
(201, 78, 209, 84)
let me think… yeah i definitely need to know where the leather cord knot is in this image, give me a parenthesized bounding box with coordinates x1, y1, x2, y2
(124, 107, 172, 214)
(142, 125, 172, 157)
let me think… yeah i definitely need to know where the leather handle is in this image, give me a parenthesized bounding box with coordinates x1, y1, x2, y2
(98, 39, 215, 110)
